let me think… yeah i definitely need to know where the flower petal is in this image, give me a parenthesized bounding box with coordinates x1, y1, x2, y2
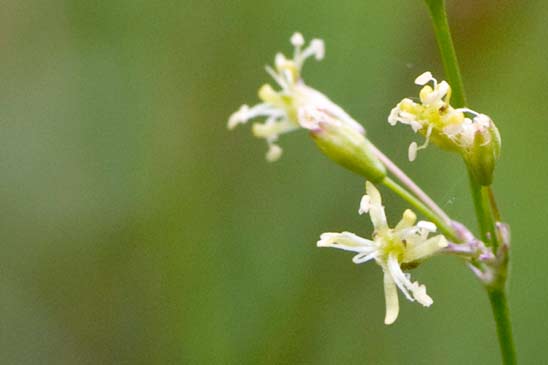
(409, 282, 433, 307)
(387, 254, 434, 307)
(317, 232, 376, 253)
(365, 182, 388, 230)
(383, 269, 399, 325)
(387, 254, 413, 301)
(394, 209, 417, 231)
(352, 251, 378, 264)
(403, 235, 447, 263)
(358, 195, 371, 215)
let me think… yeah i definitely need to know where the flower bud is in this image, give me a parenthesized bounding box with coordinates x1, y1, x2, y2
(300, 108, 386, 182)
(462, 118, 501, 185)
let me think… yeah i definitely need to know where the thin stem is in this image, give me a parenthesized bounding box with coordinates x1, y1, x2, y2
(382, 177, 458, 241)
(488, 185, 502, 222)
(424, 0, 516, 362)
(370, 143, 453, 226)
(468, 171, 495, 245)
(424, 0, 466, 108)
(488, 288, 517, 365)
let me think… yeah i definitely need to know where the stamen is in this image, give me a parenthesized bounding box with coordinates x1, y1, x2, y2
(266, 143, 283, 162)
(414, 71, 436, 86)
(228, 105, 250, 129)
(265, 65, 288, 90)
(408, 142, 418, 162)
(296, 39, 325, 68)
(290, 32, 304, 47)
(408, 124, 433, 161)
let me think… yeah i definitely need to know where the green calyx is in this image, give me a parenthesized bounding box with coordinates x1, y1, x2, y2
(309, 122, 386, 183)
(463, 122, 501, 186)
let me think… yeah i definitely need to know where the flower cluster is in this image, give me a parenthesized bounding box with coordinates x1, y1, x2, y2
(318, 182, 447, 324)
(228, 32, 365, 161)
(388, 72, 500, 167)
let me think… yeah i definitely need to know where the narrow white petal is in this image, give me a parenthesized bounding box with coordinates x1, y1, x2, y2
(365, 181, 382, 205)
(409, 282, 433, 307)
(414, 71, 433, 86)
(352, 251, 378, 264)
(383, 270, 399, 325)
(387, 254, 413, 301)
(358, 195, 371, 215)
(395, 209, 417, 231)
(370, 205, 388, 232)
(365, 182, 387, 230)
(317, 232, 376, 253)
(388, 255, 434, 307)
(403, 235, 447, 262)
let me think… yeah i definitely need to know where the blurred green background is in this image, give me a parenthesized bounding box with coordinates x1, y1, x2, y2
(1, 0, 547, 364)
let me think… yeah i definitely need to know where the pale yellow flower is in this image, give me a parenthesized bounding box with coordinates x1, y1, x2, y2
(388, 72, 500, 164)
(318, 182, 447, 324)
(228, 32, 364, 161)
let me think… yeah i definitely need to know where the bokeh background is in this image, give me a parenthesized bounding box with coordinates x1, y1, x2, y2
(1, 0, 547, 364)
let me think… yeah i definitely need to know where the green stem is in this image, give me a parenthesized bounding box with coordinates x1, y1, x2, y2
(370, 143, 453, 227)
(488, 185, 502, 222)
(382, 177, 458, 241)
(424, 0, 516, 362)
(468, 170, 499, 249)
(424, 0, 466, 108)
(488, 288, 517, 365)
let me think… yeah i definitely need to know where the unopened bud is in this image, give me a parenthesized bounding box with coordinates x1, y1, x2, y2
(300, 108, 386, 182)
(463, 118, 501, 185)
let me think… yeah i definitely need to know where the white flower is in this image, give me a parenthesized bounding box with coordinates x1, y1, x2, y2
(318, 182, 447, 324)
(388, 71, 497, 162)
(228, 32, 364, 162)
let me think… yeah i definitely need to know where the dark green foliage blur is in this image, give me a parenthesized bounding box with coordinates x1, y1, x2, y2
(1, 1, 547, 364)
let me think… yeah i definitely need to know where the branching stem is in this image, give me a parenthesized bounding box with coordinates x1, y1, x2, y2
(382, 177, 458, 242)
(370, 143, 452, 227)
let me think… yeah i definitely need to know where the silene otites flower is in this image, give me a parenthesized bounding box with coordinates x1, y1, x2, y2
(387, 72, 501, 178)
(318, 182, 447, 324)
(227, 32, 365, 162)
